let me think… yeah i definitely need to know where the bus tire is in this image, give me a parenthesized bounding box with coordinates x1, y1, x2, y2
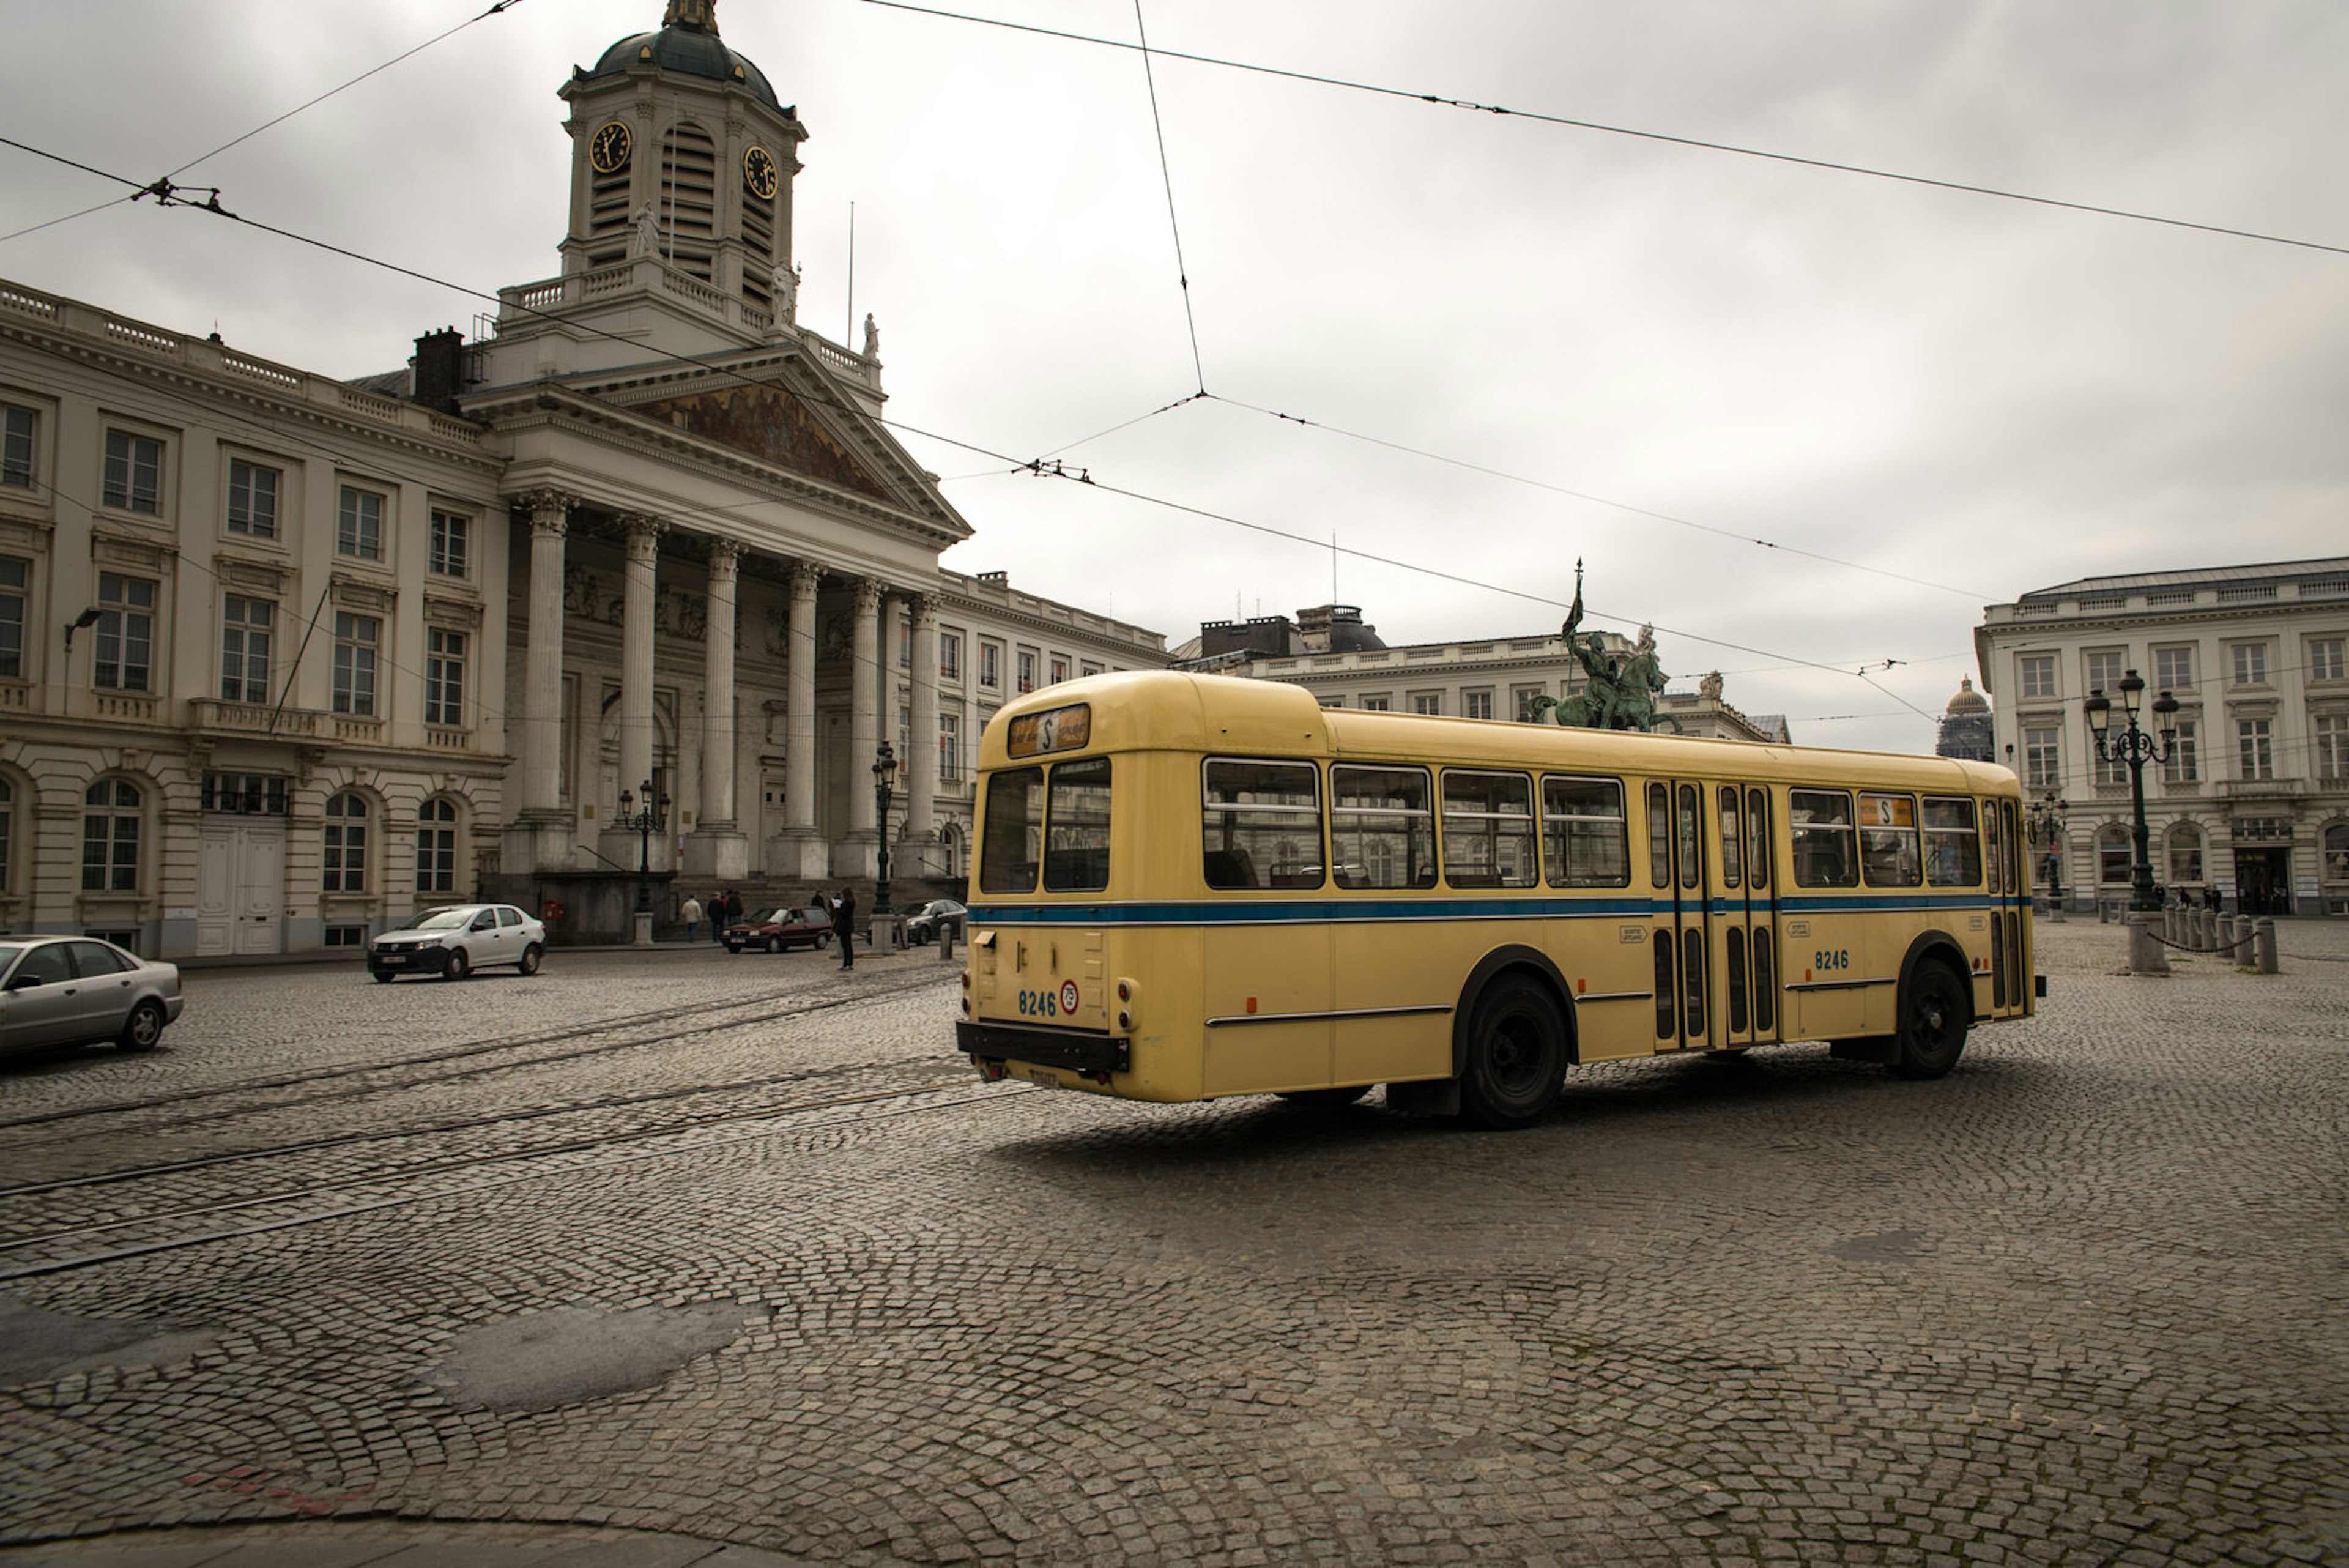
(1891, 960, 1969, 1080)
(1459, 975, 1566, 1129)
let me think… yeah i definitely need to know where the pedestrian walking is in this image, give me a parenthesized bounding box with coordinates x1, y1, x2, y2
(832, 885, 858, 969)
(712, 890, 732, 943)
(681, 894, 703, 943)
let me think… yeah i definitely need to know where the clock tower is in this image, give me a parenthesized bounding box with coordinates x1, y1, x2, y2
(557, 0, 809, 327)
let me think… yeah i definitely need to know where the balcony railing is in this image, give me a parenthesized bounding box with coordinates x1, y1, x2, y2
(192, 699, 317, 737)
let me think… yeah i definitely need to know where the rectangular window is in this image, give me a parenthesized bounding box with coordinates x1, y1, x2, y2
(2022, 725, 2061, 790)
(2019, 653, 2056, 699)
(425, 628, 466, 726)
(2164, 721, 2199, 784)
(201, 773, 289, 814)
(2093, 737, 2129, 786)
(1361, 695, 1392, 712)
(979, 767, 1042, 893)
(1202, 758, 1322, 890)
(979, 642, 1000, 689)
(1081, 661, 1103, 678)
(1789, 789, 1857, 888)
(2315, 715, 2348, 781)
(337, 486, 384, 560)
(2085, 650, 2124, 697)
(1412, 693, 1441, 715)
(428, 509, 469, 576)
(415, 802, 458, 894)
(1464, 690, 1493, 721)
(103, 429, 162, 514)
(1050, 656, 1068, 685)
(1513, 686, 1544, 721)
(94, 573, 155, 691)
(940, 631, 962, 681)
(1542, 776, 1628, 888)
(3, 404, 37, 488)
(1441, 770, 1536, 888)
(1922, 797, 1981, 887)
(2236, 718, 2273, 781)
(2230, 643, 2268, 686)
(82, 780, 141, 892)
(1016, 650, 1036, 694)
(2154, 644, 2195, 692)
(0, 555, 24, 680)
(227, 459, 280, 538)
(1043, 757, 1111, 891)
(322, 793, 368, 893)
(1330, 765, 1435, 890)
(2312, 638, 2346, 683)
(333, 612, 379, 715)
(938, 712, 960, 784)
(220, 595, 274, 704)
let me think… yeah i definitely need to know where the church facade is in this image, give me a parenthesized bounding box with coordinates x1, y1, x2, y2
(0, 2, 1164, 956)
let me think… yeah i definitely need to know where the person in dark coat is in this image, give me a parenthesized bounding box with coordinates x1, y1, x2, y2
(832, 885, 857, 969)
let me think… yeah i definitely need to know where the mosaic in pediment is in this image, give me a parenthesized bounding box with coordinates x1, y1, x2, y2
(637, 381, 889, 501)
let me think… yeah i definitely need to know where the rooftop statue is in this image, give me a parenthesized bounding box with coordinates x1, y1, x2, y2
(1527, 560, 1680, 734)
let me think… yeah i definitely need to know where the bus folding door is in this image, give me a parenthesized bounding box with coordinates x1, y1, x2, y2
(1710, 783, 1779, 1050)
(1644, 779, 1717, 1052)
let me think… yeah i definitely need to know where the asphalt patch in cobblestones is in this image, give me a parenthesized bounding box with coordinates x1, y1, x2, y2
(426, 1303, 764, 1414)
(0, 1294, 220, 1384)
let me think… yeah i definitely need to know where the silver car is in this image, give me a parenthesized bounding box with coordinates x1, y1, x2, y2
(368, 903, 547, 983)
(0, 936, 185, 1057)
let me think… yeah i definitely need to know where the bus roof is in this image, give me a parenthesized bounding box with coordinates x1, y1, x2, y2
(981, 670, 2019, 795)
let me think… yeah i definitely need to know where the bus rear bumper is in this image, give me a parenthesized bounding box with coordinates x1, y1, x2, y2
(958, 1019, 1130, 1076)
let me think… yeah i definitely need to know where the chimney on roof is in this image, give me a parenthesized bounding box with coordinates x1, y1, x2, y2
(413, 327, 464, 414)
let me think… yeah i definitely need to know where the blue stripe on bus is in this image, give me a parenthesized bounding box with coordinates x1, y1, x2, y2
(967, 893, 2017, 927)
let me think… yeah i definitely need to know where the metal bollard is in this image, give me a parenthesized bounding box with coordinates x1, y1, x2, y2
(938, 922, 957, 963)
(2255, 918, 2279, 975)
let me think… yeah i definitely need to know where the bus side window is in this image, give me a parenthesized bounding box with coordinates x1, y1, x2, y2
(1543, 776, 1628, 888)
(1923, 797, 1982, 886)
(1331, 765, 1436, 889)
(1859, 792, 1921, 888)
(1647, 782, 1672, 888)
(979, 767, 1045, 894)
(1789, 789, 1857, 888)
(1718, 786, 1742, 888)
(1746, 787, 1771, 892)
(1201, 757, 1321, 890)
(1441, 770, 1536, 888)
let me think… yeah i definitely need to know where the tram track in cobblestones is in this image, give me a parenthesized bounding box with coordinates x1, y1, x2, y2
(0, 1064, 1034, 1284)
(0, 969, 956, 1146)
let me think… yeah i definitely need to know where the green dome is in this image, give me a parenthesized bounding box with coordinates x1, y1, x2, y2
(585, 26, 782, 113)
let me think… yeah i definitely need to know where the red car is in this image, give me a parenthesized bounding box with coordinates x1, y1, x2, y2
(723, 906, 833, 953)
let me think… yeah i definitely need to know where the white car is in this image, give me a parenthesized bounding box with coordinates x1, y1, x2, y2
(368, 904, 546, 983)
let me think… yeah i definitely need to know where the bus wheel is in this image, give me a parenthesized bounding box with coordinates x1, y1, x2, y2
(1460, 975, 1565, 1129)
(1277, 1085, 1372, 1110)
(1892, 961, 1970, 1080)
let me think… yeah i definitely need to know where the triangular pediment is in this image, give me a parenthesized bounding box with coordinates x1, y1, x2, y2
(635, 378, 892, 503)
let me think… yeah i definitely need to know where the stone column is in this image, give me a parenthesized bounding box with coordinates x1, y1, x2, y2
(779, 561, 828, 878)
(618, 515, 664, 804)
(685, 539, 749, 882)
(502, 490, 575, 879)
(908, 593, 938, 858)
(848, 578, 883, 874)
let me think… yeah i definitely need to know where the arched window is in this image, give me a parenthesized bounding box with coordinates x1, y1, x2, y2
(2167, 822, 2205, 886)
(2324, 823, 2349, 888)
(2096, 825, 2131, 886)
(83, 778, 142, 891)
(0, 775, 14, 893)
(415, 797, 459, 895)
(324, 791, 370, 893)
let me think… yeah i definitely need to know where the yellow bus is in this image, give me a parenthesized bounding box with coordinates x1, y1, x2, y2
(956, 671, 2036, 1129)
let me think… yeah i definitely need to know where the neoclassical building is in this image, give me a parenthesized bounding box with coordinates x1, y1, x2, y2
(1975, 558, 2349, 916)
(0, 1, 1165, 956)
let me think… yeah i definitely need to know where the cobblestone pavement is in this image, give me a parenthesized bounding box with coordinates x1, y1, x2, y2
(1, 923, 2344, 1566)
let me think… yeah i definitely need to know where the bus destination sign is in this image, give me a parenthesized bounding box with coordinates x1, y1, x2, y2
(1006, 703, 1091, 759)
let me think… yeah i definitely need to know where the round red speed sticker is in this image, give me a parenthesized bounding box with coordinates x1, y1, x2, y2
(1059, 980, 1080, 1014)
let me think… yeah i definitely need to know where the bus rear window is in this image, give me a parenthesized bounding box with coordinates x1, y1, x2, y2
(1789, 790, 1856, 887)
(1330, 765, 1436, 890)
(1923, 797, 1981, 886)
(1202, 759, 1321, 890)
(1544, 776, 1628, 888)
(979, 767, 1043, 894)
(1044, 757, 1111, 891)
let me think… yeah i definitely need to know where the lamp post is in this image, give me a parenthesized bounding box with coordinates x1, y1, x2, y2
(871, 740, 896, 918)
(617, 776, 669, 947)
(2084, 671, 2178, 915)
(2027, 792, 2070, 921)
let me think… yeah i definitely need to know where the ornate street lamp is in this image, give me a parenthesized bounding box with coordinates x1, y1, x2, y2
(2027, 792, 2070, 921)
(617, 778, 670, 942)
(872, 740, 896, 918)
(2084, 670, 2178, 915)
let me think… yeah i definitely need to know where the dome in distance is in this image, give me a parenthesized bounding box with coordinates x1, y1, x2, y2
(1946, 676, 1990, 715)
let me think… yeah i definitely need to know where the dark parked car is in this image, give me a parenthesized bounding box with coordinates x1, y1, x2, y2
(368, 904, 546, 982)
(724, 907, 832, 953)
(0, 935, 184, 1056)
(902, 899, 967, 946)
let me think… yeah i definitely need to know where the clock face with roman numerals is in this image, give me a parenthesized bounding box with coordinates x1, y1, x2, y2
(744, 144, 780, 200)
(590, 120, 631, 174)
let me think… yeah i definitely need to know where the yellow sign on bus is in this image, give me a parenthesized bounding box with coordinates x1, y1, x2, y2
(1006, 703, 1091, 759)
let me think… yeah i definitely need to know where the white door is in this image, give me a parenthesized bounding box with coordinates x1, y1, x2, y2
(196, 829, 236, 957)
(198, 823, 284, 956)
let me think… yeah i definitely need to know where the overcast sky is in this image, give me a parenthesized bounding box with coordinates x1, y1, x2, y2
(6, 0, 2343, 753)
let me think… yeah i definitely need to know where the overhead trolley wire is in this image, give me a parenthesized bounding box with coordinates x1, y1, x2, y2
(859, 0, 2349, 259)
(1129, 1, 1208, 395)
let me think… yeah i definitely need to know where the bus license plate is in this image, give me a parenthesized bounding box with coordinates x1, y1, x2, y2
(1025, 1068, 1062, 1088)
